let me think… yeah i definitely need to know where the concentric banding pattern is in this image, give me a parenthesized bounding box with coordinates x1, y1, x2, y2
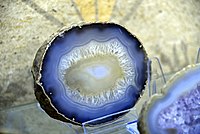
(59, 38, 135, 106)
(33, 23, 147, 125)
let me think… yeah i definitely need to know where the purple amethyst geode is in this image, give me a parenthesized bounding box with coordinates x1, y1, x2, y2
(138, 64, 200, 134)
(31, 23, 148, 125)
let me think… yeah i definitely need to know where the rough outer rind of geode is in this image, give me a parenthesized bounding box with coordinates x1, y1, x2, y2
(138, 64, 200, 134)
(32, 22, 148, 126)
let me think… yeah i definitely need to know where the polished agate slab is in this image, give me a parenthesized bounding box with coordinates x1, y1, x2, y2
(32, 23, 147, 125)
(138, 64, 200, 134)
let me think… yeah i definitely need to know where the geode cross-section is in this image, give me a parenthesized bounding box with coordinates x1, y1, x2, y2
(138, 64, 200, 134)
(32, 23, 147, 125)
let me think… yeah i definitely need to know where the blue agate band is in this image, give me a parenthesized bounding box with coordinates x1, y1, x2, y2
(36, 23, 147, 125)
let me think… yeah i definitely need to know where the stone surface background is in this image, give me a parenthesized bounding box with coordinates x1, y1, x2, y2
(0, 0, 200, 133)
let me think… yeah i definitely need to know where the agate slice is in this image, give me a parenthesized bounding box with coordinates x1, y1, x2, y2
(138, 64, 200, 134)
(32, 23, 147, 125)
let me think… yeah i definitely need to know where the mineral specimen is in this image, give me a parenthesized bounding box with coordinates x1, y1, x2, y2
(32, 23, 147, 125)
(138, 64, 200, 134)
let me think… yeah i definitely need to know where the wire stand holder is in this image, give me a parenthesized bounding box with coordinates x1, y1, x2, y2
(147, 57, 166, 97)
(196, 47, 200, 64)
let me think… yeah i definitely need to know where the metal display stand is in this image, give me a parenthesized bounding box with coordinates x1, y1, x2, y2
(1, 47, 199, 134)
